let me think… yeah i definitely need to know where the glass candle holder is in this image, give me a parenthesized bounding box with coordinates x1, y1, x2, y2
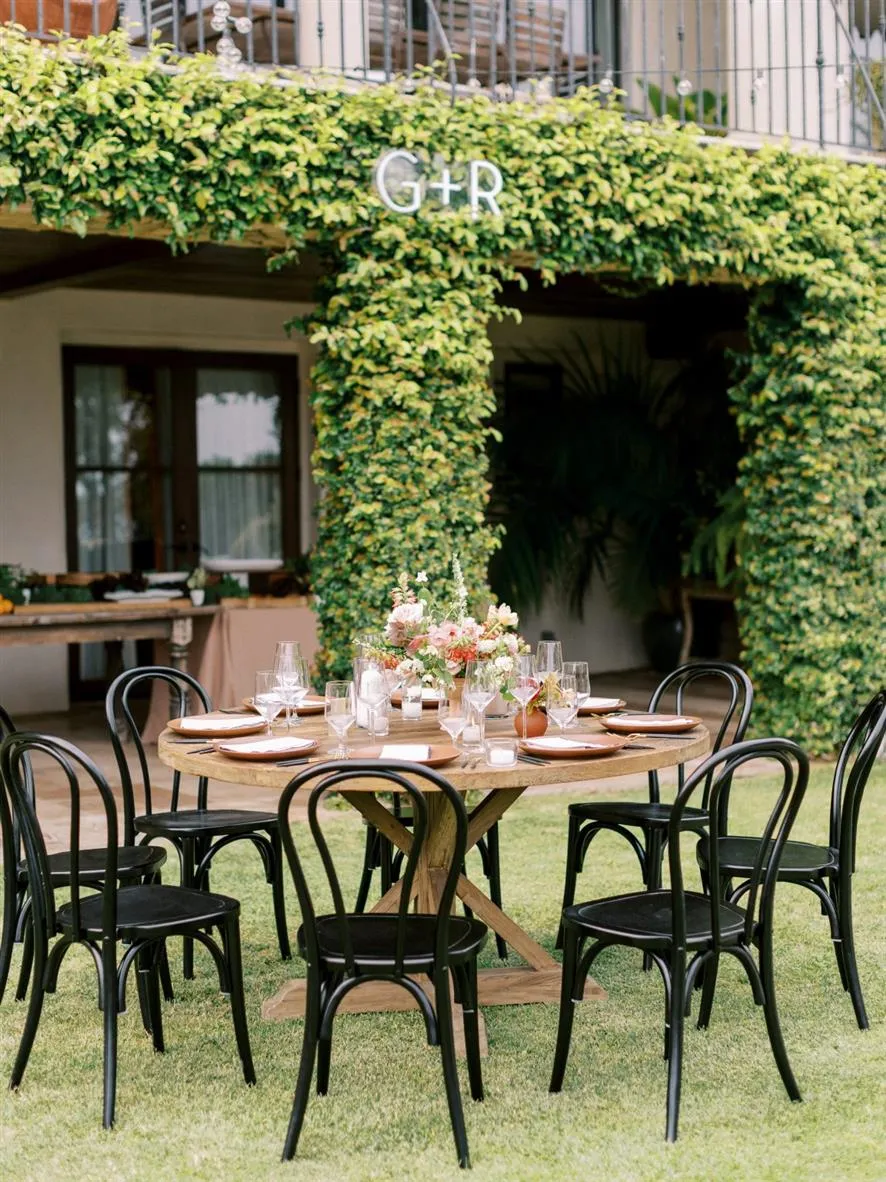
(401, 680, 423, 720)
(484, 738, 517, 769)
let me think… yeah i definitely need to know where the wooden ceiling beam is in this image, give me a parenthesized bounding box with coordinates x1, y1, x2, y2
(0, 238, 183, 298)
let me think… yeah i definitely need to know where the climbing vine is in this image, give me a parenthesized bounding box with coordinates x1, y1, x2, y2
(0, 28, 883, 750)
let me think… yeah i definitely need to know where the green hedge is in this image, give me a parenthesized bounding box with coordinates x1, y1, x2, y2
(0, 30, 883, 750)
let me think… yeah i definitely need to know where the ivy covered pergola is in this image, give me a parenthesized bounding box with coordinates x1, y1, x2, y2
(1, 30, 883, 753)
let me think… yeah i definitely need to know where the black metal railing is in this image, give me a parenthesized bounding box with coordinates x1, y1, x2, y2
(2, 0, 883, 156)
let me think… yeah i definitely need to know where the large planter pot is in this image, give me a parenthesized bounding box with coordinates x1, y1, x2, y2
(0, 0, 117, 36)
(514, 709, 547, 739)
(641, 611, 685, 674)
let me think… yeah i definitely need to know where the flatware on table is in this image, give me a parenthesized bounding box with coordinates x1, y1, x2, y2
(275, 756, 314, 768)
(517, 753, 550, 766)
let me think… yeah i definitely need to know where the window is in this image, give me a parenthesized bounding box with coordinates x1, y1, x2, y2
(64, 348, 300, 574)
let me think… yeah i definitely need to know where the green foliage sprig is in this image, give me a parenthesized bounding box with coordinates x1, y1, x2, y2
(0, 29, 883, 750)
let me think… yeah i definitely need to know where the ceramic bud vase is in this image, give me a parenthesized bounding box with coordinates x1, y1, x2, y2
(189, 589, 205, 606)
(514, 709, 547, 739)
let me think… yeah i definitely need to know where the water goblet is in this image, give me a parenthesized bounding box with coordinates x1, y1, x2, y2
(463, 660, 499, 750)
(254, 669, 282, 735)
(325, 680, 356, 758)
(562, 660, 590, 728)
(510, 653, 539, 740)
(438, 695, 466, 747)
(536, 640, 563, 683)
(547, 673, 578, 735)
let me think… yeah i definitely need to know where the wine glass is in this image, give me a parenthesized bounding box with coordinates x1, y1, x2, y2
(354, 657, 388, 739)
(438, 692, 466, 747)
(536, 640, 563, 683)
(562, 660, 590, 728)
(547, 673, 578, 735)
(510, 653, 539, 740)
(274, 647, 308, 730)
(324, 680, 356, 758)
(463, 660, 499, 750)
(254, 669, 282, 736)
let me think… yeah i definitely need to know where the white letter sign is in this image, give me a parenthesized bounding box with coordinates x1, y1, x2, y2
(374, 151, 503, 219)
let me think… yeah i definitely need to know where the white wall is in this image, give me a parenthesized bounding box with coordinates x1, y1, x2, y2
(0, 288, 316, 715)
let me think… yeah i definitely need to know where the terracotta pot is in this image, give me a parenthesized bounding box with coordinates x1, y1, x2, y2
(0, 0, 117, 37)
(514, 709, 547, 739)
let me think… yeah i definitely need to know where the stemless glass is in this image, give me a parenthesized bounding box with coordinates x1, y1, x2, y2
(254, 669, 282, 735)
(325, 680, 356, 758)
(562, 660, 590, 727)
(547, 673, 578, 735)
(510, 653, 540, 740)
(536, 640, 563, 683)
(463, 660, 498, 750)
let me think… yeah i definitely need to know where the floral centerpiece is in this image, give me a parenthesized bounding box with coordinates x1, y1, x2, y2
(368, 557, 528, 689)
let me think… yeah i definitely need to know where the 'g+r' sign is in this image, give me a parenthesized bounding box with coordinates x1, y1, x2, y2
(374, 150, 503, 218)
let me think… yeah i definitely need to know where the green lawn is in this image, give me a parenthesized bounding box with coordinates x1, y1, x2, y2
(2, 764, 885, 1181)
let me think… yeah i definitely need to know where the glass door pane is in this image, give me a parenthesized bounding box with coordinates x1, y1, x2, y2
(196, 369, 283, 561)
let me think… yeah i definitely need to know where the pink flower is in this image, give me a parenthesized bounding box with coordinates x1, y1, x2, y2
(385, 600, 425, 646)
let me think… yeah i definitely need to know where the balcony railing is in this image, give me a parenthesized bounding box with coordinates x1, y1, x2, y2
(2, 1, 884, 157)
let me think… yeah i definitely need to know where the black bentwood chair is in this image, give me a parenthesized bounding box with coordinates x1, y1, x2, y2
(278, 760, 488, 1169)
(551, 738, 810, 1141)
(557, 661, 754, 947)
(0, 707, 166, 1007)
(697, 689, 886, 1030)
(0, 732, 254, 1128)
(106, 666, 290, 978)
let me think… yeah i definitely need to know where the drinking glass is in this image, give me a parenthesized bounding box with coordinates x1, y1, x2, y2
(536, 640, 563, 683)
(274, 649, 309, 730)
(354, 657, 388, 738)
(325, 680, 356, 758)
(562, 660, 590, 728)
(438, 694, 466, 746)
(463, 660, 498, 750)
(254, 669, 282, 735)
(509, 653, 539, 741)
(547, 673, 578, 734)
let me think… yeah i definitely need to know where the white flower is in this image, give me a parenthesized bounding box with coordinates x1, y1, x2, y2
(477, 638, 498, 654)
(415, 571, 428, 584)
(494, 655, 514, 672)
(496, 603, 519, 628)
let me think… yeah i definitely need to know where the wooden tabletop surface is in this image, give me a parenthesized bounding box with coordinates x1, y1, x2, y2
(158, 710, 711, 791)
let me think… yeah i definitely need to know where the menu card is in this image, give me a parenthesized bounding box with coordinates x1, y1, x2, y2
(379, 744, 431, 761)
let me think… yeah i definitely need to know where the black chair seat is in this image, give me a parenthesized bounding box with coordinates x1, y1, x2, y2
(698, 834, 838, 879)
(568, 800, 709, 829)
(300, 912, 488, 970)
(17, 844, 166, 887)
(58, 883, 239, 939)
(565, 889, 746, 949)
(135, 808, 277, 838)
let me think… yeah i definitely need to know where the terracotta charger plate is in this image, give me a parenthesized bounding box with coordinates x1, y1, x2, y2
(519, 735, 628, 759)
(578, 697, 627, 716)
(349, 743, 460, 768)
(241, 695, 326, 715)
(602, 712, 702, 735)
(167, 715, 266, 739)
(213, 735, 319, 762)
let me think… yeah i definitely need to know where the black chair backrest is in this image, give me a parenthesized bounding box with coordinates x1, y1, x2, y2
(0, 732, 120, 942)
(669, 738, 809, 950)
(106, 666, 212, 838)
(0, 706, 20, 906)
(648, 660, 754, 806)
(829, 689, 886, 873)
(278, 760, 468, 976)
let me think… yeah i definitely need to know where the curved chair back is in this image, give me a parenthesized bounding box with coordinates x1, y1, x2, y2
(106, 666, 212, 839)
(669, 738, 809, 953)
(830, 689, 886, 875)
(278, 760, 468, 977)
(0, 732, 120, 944)
(648, 660, 754, 807)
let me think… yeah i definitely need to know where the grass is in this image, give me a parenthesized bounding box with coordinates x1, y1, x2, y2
(1, 763, 885, 1181)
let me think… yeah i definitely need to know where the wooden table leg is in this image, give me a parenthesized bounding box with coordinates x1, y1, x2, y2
(168, 616, 194, 718)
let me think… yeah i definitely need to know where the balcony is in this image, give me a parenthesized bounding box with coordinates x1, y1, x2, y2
(1, 0, 884, 158)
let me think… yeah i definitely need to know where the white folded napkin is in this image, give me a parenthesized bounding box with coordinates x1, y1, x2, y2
(379, 744, 431, 761)
(178, 717, 255, 731)
(220, 737, 314, 754)
(583, 697, 623, 709)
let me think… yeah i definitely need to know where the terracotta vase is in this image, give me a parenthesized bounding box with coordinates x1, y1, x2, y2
(514, 709, 547, 739)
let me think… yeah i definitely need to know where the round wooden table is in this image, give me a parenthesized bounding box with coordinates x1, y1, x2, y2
(158, 712, 709, 1048)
